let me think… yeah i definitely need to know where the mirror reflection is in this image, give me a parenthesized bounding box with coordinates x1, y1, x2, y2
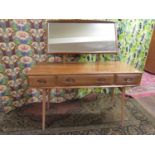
(48, 22, 117, 53)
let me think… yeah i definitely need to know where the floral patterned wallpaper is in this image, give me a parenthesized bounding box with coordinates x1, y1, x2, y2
(0, 19, 154, 112)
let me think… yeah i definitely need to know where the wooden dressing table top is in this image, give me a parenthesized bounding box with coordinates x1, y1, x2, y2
(27, 61, 142, 75)
(27, 60, 142, 130)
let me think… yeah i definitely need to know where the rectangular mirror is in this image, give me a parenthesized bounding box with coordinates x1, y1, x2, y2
(47, 20, 118, 54)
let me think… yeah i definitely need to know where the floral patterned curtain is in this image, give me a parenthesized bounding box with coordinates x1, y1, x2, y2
(0, 19, 154, 112)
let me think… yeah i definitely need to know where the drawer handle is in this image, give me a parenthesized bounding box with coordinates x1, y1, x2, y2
(96, 78, 107, 84)
(37, 79, 47, 84)
(97, 78, 106, 82)
(124, 78, 133, 83)
(65, 78, 75, 83)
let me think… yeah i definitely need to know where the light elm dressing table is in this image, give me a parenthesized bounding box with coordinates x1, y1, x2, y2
(27, 20, 142, 130)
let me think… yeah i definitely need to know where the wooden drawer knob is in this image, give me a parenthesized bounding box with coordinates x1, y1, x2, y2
(65, 78, 75, 83)
(124, 78, 133, 83)
(37, 79, 47, 84)
(96, 78, 107, 84)
(97, 78, 106, 82)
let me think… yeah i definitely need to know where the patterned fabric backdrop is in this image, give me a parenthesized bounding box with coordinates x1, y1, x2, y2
(0, 19, 154, 112)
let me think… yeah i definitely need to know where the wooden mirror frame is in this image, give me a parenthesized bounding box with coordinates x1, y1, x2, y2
(46, 19, 119, 54)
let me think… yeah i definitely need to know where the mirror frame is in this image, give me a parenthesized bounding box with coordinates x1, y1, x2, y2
(47, 19, 119, 54)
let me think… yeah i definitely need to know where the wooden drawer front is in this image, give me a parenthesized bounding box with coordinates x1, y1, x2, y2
(57, 74, 114, 86)
(115, 74, 141, 85)
(28, 76, 56, 87)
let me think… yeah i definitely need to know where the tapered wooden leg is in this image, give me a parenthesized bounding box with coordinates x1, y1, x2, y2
(111, 88, 115, 102)
(46, 89, 50, 110)
(42, 89, 46, 130)
(120, 87, 126, 127)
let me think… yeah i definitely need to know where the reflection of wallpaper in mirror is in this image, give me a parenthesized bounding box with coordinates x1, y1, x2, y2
(48, 22, 117, 53)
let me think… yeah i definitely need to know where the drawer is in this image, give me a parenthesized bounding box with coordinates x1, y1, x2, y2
(115, 74, 142, 85)
(28, 76, 56, 87)
(57, 74, 114, 86)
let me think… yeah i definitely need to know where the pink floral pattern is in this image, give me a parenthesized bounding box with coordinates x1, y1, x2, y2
(0, 19, 77, 112)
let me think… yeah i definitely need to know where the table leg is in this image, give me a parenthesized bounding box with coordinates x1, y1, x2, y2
(111, 88, 115, 102)
(46, 89, 50, 110)
(42, 89, 46, 130)
(120, 87, 126, 127)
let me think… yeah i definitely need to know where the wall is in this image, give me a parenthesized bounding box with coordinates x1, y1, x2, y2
(0, 19, 154, 112)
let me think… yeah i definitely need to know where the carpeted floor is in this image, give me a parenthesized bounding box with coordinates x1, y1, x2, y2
(126, 71, 155, 120)
(126, 71, 155, 98)
(0, 94, 155, 135)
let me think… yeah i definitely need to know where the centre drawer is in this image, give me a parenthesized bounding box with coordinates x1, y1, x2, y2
(28, 76, 56, 87)
(57, 74, 114, 86)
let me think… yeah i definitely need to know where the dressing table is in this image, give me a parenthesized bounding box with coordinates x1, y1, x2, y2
(27, 20, 142, 130)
